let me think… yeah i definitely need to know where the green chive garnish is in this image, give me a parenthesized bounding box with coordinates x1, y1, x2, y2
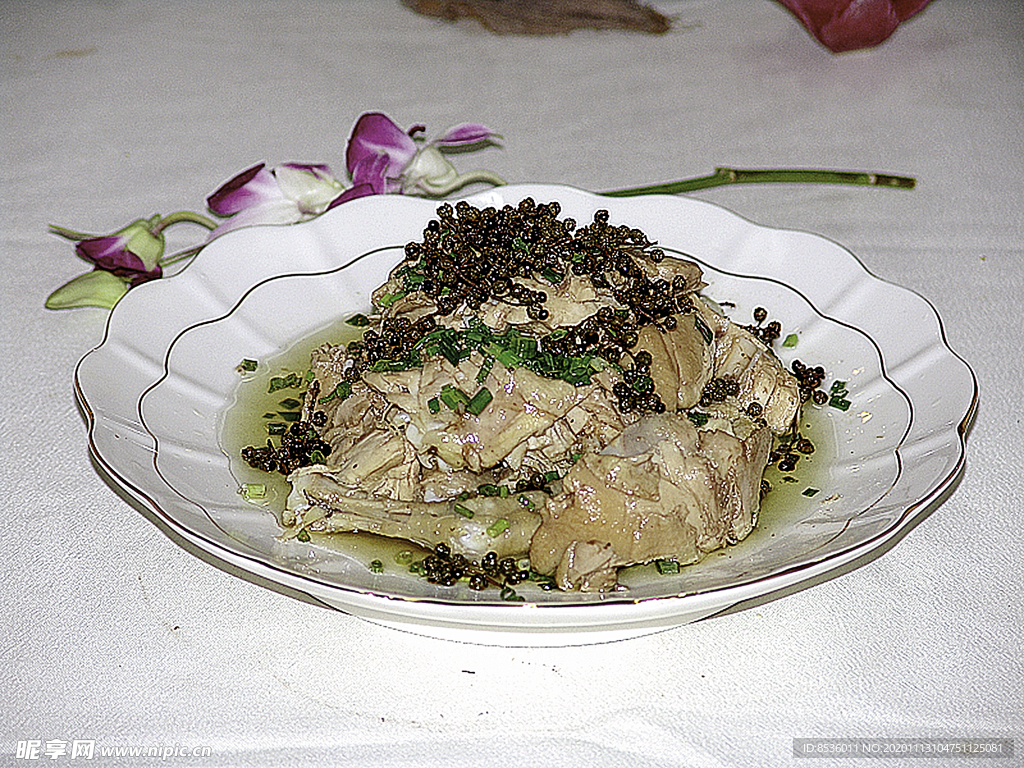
(687, 411, 710, 428)
(466, 387, 493, 416)
(802, 487, 821, 497)
(655, 559, 680, 575)
(486, 518, 510, 537)
(439, 384, 469, 411)
(238, 358, 258, 373)
(395, 550, 414, 566)
(241, 483, 266, 499)
(319, 380, 353, 405)
(454, 503, 475, 519)
(783, 333, 799, 348)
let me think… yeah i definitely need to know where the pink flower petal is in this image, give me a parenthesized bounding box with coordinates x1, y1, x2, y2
(345, 112, 417, 178)
(206, 198, 311, 239)
(349, 153, 392, 195)
(328, 183, 375, 208)
(75, 236, 161, 284)
(434, 122, 500, 147)
(206, 163, 282, 216)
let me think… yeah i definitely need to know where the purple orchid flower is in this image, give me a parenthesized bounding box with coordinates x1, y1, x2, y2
(54, 215, 165, 286)
(206, 161, 349, 237)
(344, 112, 504, 200)
(45, 216, 166, 309)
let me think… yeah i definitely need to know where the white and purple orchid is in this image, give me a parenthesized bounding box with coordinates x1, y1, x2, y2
(46, 212, 216, 309)
(345, 112, 505, 199)
(46, 109, 916, 312)
(205, 162, 361, 238)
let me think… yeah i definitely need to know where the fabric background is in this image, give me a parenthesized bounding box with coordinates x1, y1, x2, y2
(2, 2, 1021, 765)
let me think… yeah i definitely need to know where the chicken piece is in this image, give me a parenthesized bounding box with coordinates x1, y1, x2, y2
(638, 253, 706, 294)
(310, 426, 421, 502)
(529, 412, 772, 591)
(285, 466, 543, 560)
(364, 355, 589, 473)
(637, 315, 714, 412)
(476, 272, 614, 333)
(693, 298, 802, 434)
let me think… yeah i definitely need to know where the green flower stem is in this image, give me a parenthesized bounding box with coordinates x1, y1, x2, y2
(158, 243, 205, 268)
(600, 167, 916, 197)
(152, 210, 218, 234)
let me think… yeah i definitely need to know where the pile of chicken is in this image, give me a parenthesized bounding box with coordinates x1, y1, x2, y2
(282, 202, 801, 591)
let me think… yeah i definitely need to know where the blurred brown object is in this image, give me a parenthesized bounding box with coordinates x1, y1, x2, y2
(405, 0, 672, 34)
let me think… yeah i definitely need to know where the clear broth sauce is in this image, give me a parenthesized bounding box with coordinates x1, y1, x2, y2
(219, 318, 835, 588)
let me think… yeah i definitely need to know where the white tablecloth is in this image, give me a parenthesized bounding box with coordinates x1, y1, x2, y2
(2, 1, 1021, 765)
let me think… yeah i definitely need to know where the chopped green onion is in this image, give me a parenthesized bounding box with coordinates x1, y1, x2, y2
(427, 397, 440, 414)
(829, 396, 851, 411)
(241, 483, 266, 499)
(454, 503, 475, 519)
(268, 372, 303, 393)
(543, 470, 560, 483)
(500, 586, 524, 602)
(782, 333, 799, 348)
(831, 380, 848, 393)
(278, 411, 301, 422)
(377, 290, 406, 308)
(686, 411, 710, 428)
(345, 313, 371, 327)
(476, 355, 495, 384)
(541, 267, 564, 285)
(296, 529, 311, 543)
(395, 550, 414, 566)
(439, 384, 470, 411)
(802, 487, 821, 497)
(369, 354, 421, 373)
(486, 518, 510, 537)
(238, 358, 258, 373)
(267, 422, 287, 435)
(477, 484, 500, 497)
(369, 559, 384, 574)
(319, 380, 353, 404)
(466, 387, 493, 416)
(278, 397, 302, 409)
(517, 494, 535, 510)
(655, 559, 680, 575)
(309, 450, 326, 465)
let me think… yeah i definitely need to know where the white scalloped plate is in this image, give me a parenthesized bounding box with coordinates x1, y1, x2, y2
(75, 185, 977, 645)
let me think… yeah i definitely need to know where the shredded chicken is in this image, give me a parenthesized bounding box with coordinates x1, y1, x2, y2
(264, 207, 809, 593)
(529, 412, 772, 590)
